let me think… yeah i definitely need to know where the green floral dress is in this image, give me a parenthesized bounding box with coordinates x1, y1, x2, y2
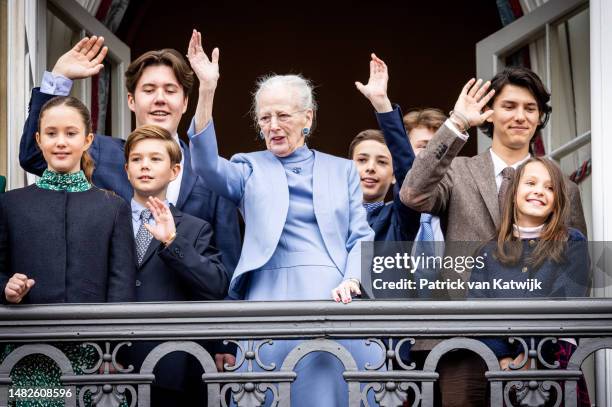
(34, 170, 91, 192)
(1, 343, 99, 407)
(2, 170, 127, 407)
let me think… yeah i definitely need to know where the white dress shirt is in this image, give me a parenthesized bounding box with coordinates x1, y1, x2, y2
(489, 149, 530, 192)
(165, 135, 184, 205)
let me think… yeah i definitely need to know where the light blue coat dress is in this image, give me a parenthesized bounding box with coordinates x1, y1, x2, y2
(189, 121, 379, 406)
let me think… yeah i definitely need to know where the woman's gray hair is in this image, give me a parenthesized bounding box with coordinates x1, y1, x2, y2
(251, 74, 318, 135)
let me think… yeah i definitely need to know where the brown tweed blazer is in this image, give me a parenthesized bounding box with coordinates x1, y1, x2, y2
(399, 124, 586, 304)
(400, 124, 587, 241)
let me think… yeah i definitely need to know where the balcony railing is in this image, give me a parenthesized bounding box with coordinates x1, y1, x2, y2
(1, 300, 611, 407)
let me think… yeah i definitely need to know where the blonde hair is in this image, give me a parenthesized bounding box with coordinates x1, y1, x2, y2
(403, 108, 447, 133)
(124, 125, 182, 165)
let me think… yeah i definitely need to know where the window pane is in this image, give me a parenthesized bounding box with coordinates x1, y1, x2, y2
(549, 7, 590, 152)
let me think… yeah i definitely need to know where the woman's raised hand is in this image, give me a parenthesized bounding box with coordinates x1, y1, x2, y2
(187, 29, 220, 91)
(451, 78, 496, 130)
(355, 53, 392, 113)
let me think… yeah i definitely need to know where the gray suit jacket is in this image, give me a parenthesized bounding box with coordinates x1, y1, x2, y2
(400, 124, 587, 240)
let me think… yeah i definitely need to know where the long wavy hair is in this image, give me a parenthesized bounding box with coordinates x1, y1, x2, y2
(495, 157, 569, 268)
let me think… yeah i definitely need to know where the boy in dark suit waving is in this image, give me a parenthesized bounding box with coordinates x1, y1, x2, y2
(124, 124, 229, 406)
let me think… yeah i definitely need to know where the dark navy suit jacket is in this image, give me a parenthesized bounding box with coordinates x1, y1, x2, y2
(19, 88, 241, 277)
(136, 205, 227, 300)
(126, 205, 228, 391)
(365, 107, 422, 308)
(367, 106, 421, 242)
(469, 228, 590, 358)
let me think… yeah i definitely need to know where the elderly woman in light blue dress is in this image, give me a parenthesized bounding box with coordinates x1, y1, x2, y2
(185, 31, 380, 406)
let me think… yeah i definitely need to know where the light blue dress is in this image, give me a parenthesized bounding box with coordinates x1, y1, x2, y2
(188, 121, 379, 406)
(241, 146, 380, 406)
(245, 145, 341, 300)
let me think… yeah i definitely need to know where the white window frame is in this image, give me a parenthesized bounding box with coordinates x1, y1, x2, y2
(475, 0, 588, 154)
(590, 0, 612, 400)
(6, 0, 130, 190)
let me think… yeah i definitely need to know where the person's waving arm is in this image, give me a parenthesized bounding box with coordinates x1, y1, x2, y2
(400, 78, 496, 213)
(20, 37, 107, 175)
(186, 30, 251, 204)
(355, 53, 420, 239)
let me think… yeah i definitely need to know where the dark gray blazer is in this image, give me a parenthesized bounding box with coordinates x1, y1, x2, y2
(0, 185, 136, 304)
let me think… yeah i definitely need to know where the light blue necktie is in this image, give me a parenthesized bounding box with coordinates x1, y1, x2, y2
(418, 213, 434, 242)
(415, 213, 436, 299)
(363, 201, 385, 214)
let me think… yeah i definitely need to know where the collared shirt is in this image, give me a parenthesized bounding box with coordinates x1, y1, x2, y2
(443, 118, 469, 140)
(41, 71, 73, 95)
(444, 119, 531, 192)
(130, 198, 169, 238)
(363, 201, 385, 214)
(165, 140, 184, 205)
(489, 149, 530, 192)
(41, 71, 185, 205)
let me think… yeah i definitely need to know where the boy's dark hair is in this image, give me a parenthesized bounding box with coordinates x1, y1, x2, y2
(348, 129, 386, 158)
(479, 66, 552, 138)
(125, 49, 194, 96)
